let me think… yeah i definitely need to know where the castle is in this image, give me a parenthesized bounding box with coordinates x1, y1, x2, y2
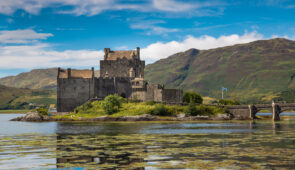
(57, 47, 183, 112)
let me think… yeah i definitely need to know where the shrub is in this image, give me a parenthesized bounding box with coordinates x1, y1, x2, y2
(218, 99, 240, 105)
(185, 100, 199, 116)
(166, 105, 185, 115)
(101, 94, 123, 115)
(145, 100, 155, 105)
(151, 104, 170, 116)
(74, 101, 93, 113)
(183, 91, 203, 104)
(37, 108, 48, 116)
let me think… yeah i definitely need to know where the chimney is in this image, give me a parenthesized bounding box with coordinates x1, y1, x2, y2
(104, 48, 110, 60)
(67, 68, 71, 79)
(57, 67, 61, 78)
(91, 67, 95, 78)
(136, 47, 140, 59)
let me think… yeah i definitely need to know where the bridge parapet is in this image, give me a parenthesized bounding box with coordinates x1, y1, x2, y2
(224, 103, 295, 121)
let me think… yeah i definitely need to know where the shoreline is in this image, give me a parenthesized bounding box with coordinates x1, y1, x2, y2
(0, 110, 29, 114)
(10, 112, 252, 122)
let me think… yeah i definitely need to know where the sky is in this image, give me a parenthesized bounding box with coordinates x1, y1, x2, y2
(0, 0, 295, 78)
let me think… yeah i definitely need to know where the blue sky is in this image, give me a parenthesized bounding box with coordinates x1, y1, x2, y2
(0, 0, 295, 77)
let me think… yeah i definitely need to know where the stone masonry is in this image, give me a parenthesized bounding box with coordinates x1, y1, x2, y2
(57, 47, 183, 112)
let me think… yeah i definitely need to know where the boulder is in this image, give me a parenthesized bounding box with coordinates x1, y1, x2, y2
(214, 114, 232, 120)
(137, 114, 157, 121)
(92, 114, 157, 121)
(177, 113, 187, 118)
(10, 116, 25, 121)
(191, 116, 211, 120)
(24, 113, 43, 121)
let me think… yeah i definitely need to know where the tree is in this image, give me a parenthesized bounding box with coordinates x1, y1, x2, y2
(185, 99, 198, 116)
(183, 91, 203, 104)
(101, 94, 123, 114)
(151, 104, 169, 116)
(218, 99, 240, 105)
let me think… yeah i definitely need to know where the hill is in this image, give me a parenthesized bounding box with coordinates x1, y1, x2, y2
(0, 68, 100, 90)
(145, 38, 295, 103)
(0, 85, 56, 109)
(1, 38, 295, 103)
(0, 68, 58, 89)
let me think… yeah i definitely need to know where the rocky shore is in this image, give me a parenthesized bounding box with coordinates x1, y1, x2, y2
(10, 112, 235, 122)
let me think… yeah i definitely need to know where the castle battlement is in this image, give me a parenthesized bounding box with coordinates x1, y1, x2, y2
(57, 47, 183, 112)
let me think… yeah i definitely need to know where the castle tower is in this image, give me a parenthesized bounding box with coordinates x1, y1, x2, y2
(100, 47, 145, 78)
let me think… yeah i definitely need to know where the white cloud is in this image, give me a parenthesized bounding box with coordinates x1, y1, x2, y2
(0, 0, 142, 16)
(152, 0, 225, 16)
(0, 0, 49, 15)
(0, 30, 264, 70)
(0, 43, 103, 69)
(271, 34, 291, 39)
(0, 0, 223, 16)
(0, 29, 53, 44)
(56, 0, 143, 16)
(152, 0, 197, 12)
(141, 31, 263, 61)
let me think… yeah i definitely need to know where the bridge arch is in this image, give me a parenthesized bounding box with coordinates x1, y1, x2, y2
(252, 107, 273, 118)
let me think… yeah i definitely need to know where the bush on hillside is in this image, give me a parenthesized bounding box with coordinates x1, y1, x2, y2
(185, 100, 198, 116)
(151, 104, 170, 116)
(101, 94, 124, 115)
(218, 99, 240, 105)
(145, 100, 156, 105)
(37, 108, 48, 116)
(183, 91, 203, 104)
(74, 101, 93, 113)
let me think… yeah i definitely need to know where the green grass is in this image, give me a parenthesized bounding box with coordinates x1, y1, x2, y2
(145, 38, 295, 104)
(54, 101, 227, 120)
(0, 109, 29, 113)
(0, 85, 56, 109)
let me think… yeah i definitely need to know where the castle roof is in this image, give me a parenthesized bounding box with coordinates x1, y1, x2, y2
(58, 69, 93, 78)
(107, 50, 137, 60)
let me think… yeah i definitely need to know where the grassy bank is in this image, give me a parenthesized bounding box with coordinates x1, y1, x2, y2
(54, 99, 227, 120)
(0, 109, 29, 113)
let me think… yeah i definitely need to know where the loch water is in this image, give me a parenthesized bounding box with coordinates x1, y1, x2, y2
(1, 113, 295, 169)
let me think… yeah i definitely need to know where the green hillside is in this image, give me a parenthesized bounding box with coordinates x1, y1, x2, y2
(0, 68, 100, 90)
(145, 38, 295, 103)
(0, 85, 56, 109)
(1, 38, 295, 103)
(0, 68, 58, 89)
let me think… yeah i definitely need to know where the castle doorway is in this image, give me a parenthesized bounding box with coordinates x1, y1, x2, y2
(121, 93, 126, 98)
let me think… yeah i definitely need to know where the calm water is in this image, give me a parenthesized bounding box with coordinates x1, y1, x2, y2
(1, 114, 295, 169)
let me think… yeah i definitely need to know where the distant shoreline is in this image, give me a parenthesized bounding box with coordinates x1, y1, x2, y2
(10, 112, 250, 122)
(0, 110, 29, 114)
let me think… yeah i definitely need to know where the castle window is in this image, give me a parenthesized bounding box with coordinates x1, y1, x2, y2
(136, 81, 139, 86)
(121, 93, 126, 98)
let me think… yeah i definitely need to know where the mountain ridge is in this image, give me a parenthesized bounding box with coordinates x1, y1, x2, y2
(145, 38, 295, 102)
(0, 84, 56, 109)
(1, 38, 295, 103)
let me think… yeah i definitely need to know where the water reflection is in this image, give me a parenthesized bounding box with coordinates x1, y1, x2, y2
(1, 114, 295, 169)
(56, 134, 145, 169)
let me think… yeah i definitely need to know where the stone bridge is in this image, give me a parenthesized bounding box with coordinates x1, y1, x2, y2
(225, 103, 295, 121)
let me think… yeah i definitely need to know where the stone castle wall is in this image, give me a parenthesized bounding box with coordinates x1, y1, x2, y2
(57, 78, 95, 112)
(94, 77, 132, 99)
(100, 59, 145, 78)
(57, 76, 183, 112)
(57, 47, 183, 112)
(162, 89, 183, 104)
